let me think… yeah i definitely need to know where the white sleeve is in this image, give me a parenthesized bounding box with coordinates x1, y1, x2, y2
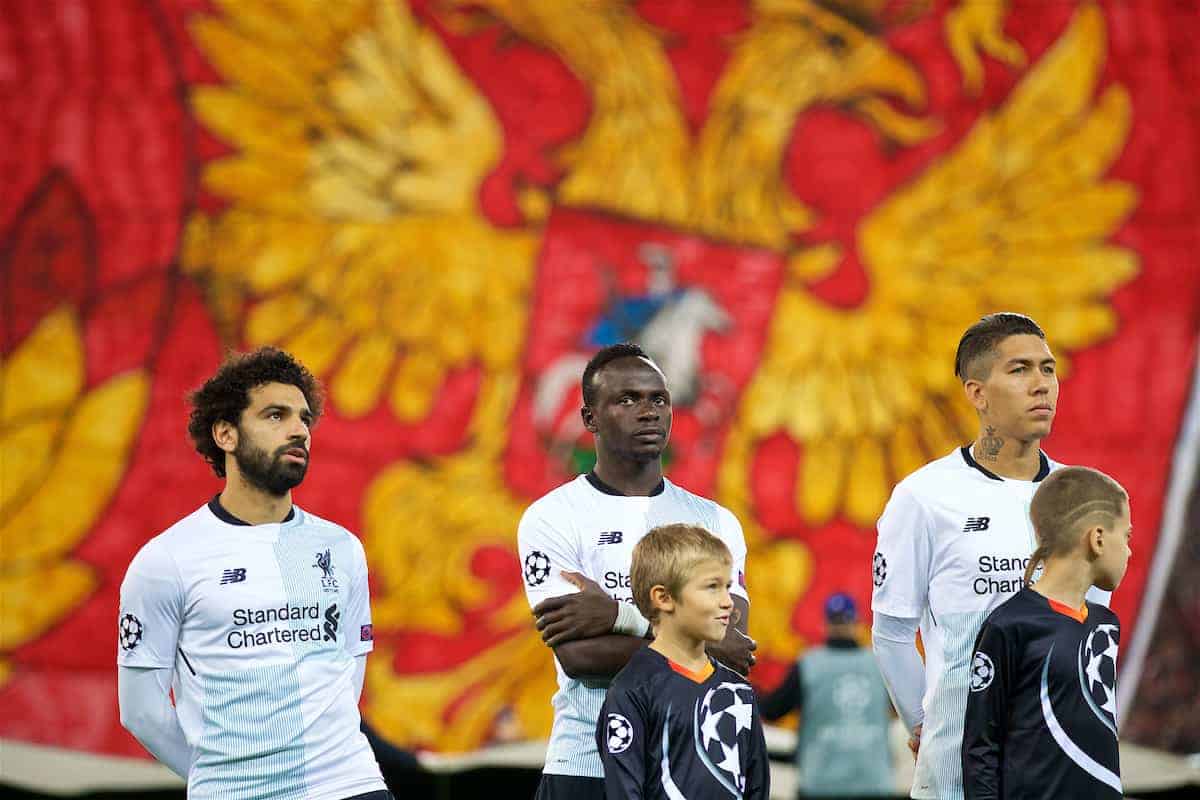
(715, 506, 750, 602)
(1085, 586, 1111, 607)
(344, 535, 374, 657)
(118, 665, 193, 777)
(871, 612, 926, 733)
(871, 484, 933, 618)
(118, 539, 182, 668)
(517, 501, 584, 606)
(353, 654, 367, 702)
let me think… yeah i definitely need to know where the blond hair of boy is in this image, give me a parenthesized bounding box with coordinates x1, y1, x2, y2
(631, 523, 735, 674)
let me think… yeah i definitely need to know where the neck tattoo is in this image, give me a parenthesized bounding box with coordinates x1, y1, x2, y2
(978, 426, 1004, 463)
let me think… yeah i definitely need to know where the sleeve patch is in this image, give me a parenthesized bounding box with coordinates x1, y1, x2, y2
(605, 713, 634, 753)
(970, 651, 995, 691)
(118, 612, 144, 651)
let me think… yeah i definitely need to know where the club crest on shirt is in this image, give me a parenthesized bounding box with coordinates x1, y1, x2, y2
(695, 681, 756, 792)
(313, 549, 338, 593)
(1079, 623, 1120, 731)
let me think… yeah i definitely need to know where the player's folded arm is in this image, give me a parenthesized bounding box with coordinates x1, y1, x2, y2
(554, 634, 648, 681)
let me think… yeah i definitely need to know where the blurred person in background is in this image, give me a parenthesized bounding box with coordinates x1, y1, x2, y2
(761, 592, 895, 799)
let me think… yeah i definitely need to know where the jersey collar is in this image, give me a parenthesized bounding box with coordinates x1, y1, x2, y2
(668, 658, 716, 684)
(208, 494, 295, 526)
(959, 446, 1050, 482)
(585, 471, 666, 497)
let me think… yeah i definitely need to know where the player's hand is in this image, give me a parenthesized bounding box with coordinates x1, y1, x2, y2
(908, 723, 922, 760)
(706, 626, 757, 676)
(532, 571, 618, 647)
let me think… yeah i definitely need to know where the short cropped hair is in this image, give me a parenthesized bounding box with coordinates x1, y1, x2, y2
(187, 347, 324, 478)
(631, 523, 732, 624)
(1024, 466, 1128, 584)
(954, 313, 1046, 381)
(581, 342, 652, 407)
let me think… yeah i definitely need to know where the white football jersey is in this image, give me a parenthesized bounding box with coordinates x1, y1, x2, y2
(518, 473, 749, 779)
(871, 447, 1108, 800)
(118, 499, 385, 800)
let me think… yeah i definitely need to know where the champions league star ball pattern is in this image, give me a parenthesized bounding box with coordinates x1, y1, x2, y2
(697, 682, 756, 791)
(1081, 623, 1120, 723)
(523, 550, 552, 587)
(606, 713, 634, 753)
(832, 673, 872, 715)
(872, 552, 887, 587)
(970, 651, 995, 692)
(118, 613, 143, 651)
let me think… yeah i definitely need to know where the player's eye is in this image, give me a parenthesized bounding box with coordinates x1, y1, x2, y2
(653, 396, 666, 406)
(269, 411, 282, 421)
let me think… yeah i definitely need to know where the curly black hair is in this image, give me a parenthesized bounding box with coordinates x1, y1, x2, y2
(187, 347, 325, 478)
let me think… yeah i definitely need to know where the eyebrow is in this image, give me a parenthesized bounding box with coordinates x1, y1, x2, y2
(613, 387, 669, 397)
(1006, 357, 1057, 366)
(262, 404, 312, 417)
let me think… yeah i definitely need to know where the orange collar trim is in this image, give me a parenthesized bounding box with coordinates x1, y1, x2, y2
(668, 659, 714, 684)
(1047, 597, 1088, 623)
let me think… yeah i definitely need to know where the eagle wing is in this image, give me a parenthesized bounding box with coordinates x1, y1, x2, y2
(1, 308, 148, 667)
(727, 3, 1137, 527)
(187, 0, 536, 420)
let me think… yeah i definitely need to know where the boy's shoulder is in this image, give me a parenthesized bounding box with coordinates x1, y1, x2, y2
(981, 587, 1044, 629)
(1085, 599, 1120, 626)
(712, 660, 752, 687)
(609, 646, 670, 694)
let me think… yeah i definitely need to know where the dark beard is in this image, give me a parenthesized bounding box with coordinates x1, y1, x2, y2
(234, 438, 307, 496)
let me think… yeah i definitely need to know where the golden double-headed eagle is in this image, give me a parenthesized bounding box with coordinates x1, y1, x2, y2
(178, 0, 1137, 750)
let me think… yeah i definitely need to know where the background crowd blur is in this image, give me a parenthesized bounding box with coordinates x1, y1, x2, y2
(1, 0, 1197, 797)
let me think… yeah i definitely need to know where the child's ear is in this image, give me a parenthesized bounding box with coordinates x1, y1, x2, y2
(1085, 525, 1105, 560)
(650, 584, 674, 615)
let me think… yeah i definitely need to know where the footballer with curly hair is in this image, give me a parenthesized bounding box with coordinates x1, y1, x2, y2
(117, 347, 390, 800)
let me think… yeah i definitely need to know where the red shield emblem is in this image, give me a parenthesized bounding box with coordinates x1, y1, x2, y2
(505, 208, 785, 498)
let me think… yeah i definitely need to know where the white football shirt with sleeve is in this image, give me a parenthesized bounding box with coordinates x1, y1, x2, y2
(118, 499, 385, 800)
(517, 473, 748, 779)
(871, 447, 1108, 800)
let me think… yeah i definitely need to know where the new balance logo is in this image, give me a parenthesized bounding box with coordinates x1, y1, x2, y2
(220, 568, 247, 584)
(598, 531, 624, 545)
(963, 517, 991, 532)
